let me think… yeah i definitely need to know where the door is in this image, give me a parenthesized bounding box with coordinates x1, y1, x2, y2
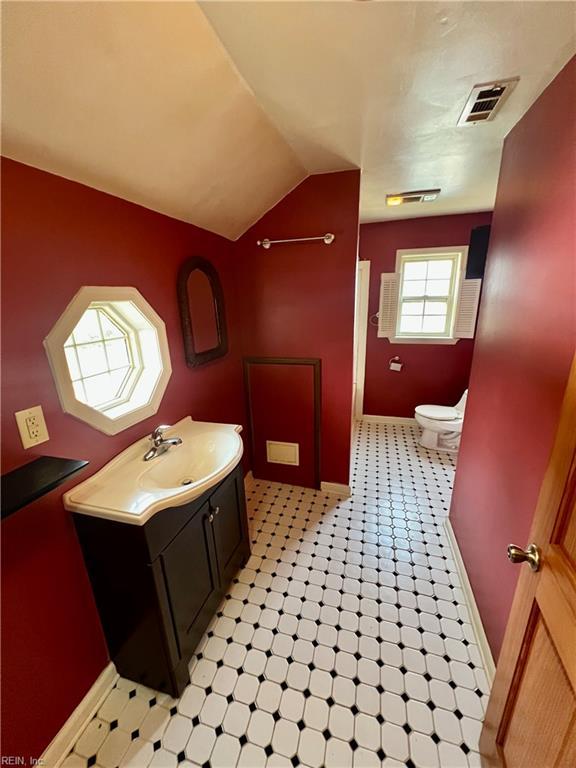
(352, 260, 370, 420)
(244, 357, 321, 488)
(210, 469, 249, 586)
(480, 356, 576, 767)
(161, 501, 220, 659)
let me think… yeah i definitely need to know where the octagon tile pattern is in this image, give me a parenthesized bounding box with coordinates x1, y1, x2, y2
(66, 422, 489, 767)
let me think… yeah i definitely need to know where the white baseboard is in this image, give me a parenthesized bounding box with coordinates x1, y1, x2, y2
(246, 470, 351, 499)
(444, 519, 496, 684)
(320, 481, 351, 497)
(41, 662, 118, 767)
(362, 415, 416, 425)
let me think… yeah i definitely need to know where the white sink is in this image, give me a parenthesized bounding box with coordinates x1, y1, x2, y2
(63, 417, 244, 524)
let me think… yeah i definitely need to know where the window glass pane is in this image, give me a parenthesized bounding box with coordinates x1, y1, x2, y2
(71, 309, 101, 344)
(99, 311, 125, 340)
(66, 307, 138, 408)
(396, 252, 461, 337)
(404, 261, 427, 280)
(401, 301, 424, 316)
(422, 315, 447, 333)
(64, 347, 81, 380)
(83, 369, 130, 406)
(424, 300, 448, 316)
(402, 280, 426, 297)
(76, 341, 108, 377)
(425, 279, 451, 297)
(105, 338, 131, 369)
(399, 316, 423, 333)
(72, 379, 87, 404)
(427, 259, 454, 279)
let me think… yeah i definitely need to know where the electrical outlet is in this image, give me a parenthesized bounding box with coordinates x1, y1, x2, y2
(15, 405, 50, 449)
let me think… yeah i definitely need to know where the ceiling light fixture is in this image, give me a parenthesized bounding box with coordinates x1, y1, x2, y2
(385, 189, 441, 206)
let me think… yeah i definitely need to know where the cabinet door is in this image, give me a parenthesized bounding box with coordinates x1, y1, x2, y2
(210, 471, 249, 586)
(160, 501, 219, 659)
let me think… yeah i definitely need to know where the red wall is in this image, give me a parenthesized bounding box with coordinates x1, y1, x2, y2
(1, 159, 245, 760)
(236, 171, 361, 486)
(450, 57, 576, 658)
(247, 363, 317, 488)
(360, 213, 492, 417)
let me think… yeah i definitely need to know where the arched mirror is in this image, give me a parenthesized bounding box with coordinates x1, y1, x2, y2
(177, 257, 228, 367)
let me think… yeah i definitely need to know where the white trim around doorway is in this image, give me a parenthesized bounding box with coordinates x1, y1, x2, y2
(353, 260, 371, 420)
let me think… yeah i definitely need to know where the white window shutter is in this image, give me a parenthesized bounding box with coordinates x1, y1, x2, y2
(378, 273, 399, 339)
(454, 279, 482, 338)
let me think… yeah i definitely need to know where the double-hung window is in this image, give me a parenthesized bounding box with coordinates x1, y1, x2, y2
(397, 252, 460, 339)
(378, 246, 482, 343)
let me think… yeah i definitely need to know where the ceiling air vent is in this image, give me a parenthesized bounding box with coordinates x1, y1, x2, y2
(458, 78, 519, 126)
(386, 189, 440, 207)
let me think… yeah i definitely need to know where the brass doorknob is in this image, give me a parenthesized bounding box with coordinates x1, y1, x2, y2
(508, 543, 541, 572)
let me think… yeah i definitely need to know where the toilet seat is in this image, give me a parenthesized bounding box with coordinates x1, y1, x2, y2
(415, 404, 461, 421)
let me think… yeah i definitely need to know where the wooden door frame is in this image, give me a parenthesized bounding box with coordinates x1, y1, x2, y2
(243, 357, 322, 490)
(481, 355, 576, 766)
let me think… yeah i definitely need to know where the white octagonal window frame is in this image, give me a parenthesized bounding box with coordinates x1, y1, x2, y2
(44, 286, 172, 435)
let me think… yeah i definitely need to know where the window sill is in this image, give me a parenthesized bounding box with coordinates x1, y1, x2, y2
(387, 336, 461, 345)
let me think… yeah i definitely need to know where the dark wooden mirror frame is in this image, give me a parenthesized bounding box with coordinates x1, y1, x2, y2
(177, 257, 228, 368)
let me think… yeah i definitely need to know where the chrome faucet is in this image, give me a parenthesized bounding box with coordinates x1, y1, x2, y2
(143, 425, 182, 461)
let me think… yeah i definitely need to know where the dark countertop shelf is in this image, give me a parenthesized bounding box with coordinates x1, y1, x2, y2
(1, 456, 89, 520)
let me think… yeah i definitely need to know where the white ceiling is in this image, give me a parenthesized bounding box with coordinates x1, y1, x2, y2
(200, 0, 576, 223)
(2, 2, 575, 237)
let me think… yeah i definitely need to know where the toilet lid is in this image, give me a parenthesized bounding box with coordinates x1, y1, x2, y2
(415, 404, 461, 421)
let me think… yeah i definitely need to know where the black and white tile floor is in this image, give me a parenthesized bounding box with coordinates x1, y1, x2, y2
(65, 421, 489, 768)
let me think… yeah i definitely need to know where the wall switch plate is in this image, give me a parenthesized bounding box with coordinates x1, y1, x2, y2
(15, 405, 50, 449)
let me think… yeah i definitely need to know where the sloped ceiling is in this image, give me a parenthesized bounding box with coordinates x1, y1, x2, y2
(1, 1, 306, 240)
(2, 2, 575, 236)
(200, 0, 576, 224)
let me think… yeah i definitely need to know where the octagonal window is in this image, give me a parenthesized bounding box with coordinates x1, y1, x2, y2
(44, 287, 172, 435)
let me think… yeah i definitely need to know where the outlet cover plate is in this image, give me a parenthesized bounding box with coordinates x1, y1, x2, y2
(15, 405, 50, 449)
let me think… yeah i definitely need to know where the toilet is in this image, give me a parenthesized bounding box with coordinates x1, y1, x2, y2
(414, 390, 468, 453)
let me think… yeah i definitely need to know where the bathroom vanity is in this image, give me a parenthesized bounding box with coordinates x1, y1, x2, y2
(66, 418, 249, 696)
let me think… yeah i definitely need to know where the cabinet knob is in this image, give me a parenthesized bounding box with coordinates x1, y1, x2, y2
(214, 506, 220, 516)
(208, 513, 214, 523)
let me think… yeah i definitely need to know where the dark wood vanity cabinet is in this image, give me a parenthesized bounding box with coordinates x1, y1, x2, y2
(74, 464, 249, 697)
(160, 499, 220, 665)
